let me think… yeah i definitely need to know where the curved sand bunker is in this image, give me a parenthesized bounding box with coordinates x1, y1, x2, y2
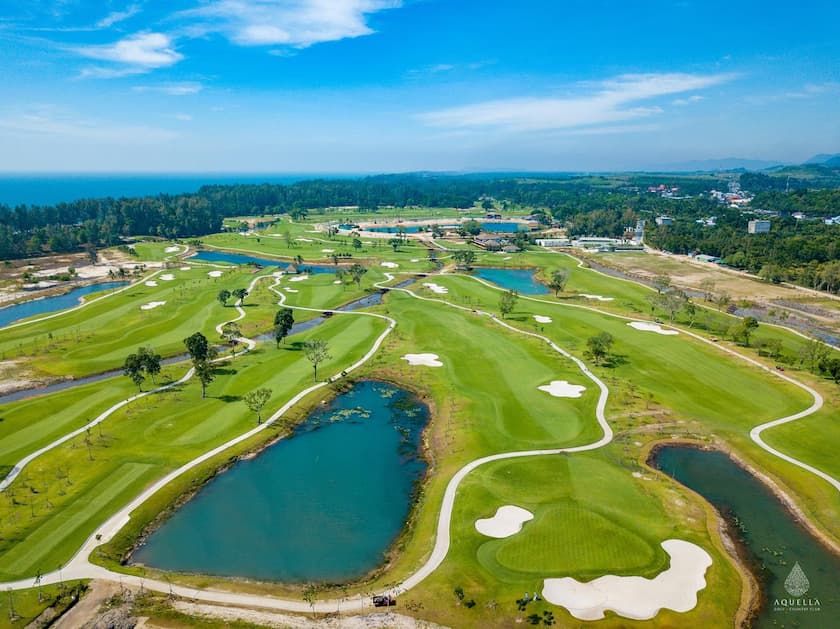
(289, 274, 309, 282)
(321, 248, 334, 253)
(381, 262, 399, 268)
(475, 505, 534, 539)
(533, 315, 553, 324)
(160, 273, 175, 281)
(401, 353, 443, 367)
(140, 301, 166, 311)
(423, 282, 448, 294)
(207, 270, 223, 278)
(628, 322, 679, 336)
(542, 539, 712, 621)
(179, 266, 191, 271)
(538, 380, 586, 398)
(284, 288, 299, 293)
(164, 246, 180, 253)
(144, 281, 158, 287)
(580, 294, 614, 302)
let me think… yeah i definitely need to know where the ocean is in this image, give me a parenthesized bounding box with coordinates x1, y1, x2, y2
(0, 173, 364, 207)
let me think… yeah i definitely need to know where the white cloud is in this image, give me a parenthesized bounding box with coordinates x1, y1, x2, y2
(782, 82, 839, 99)
(133, 82, 205, 95)
(180, 0, 402, 47)
(76, 32, 183, 76)
(174, 113, 193, 121)
(96, 4, 142, 29)
(420, 73, 734, 132)
(672, 95, 704, 106)
(0, 108, 177, 144)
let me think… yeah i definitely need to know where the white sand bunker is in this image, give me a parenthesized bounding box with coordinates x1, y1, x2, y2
(401, 353, 443, 367)
(542, 539, 712, 621)
(207, 270, 223, 278)
(164, 246, 180, 253)
(534, 315, 553, 324)
(284, 288, 299, 293)
(160, 273, 175, 281)
(140, 301, 166, 311)
(381, 262, 399, 268)
(295, 237, 313, 242)
(538, 380, 586, 398)
(145, 281, 158, 287)
(333, 280, 342, 284)
(423, 282, 448, 294)
(322, 248, 335, 253)
(289, 274, 309, 282)
(475, 505, 534, 539)
(179, 266, 191, 271)
(580, 293, 614, 302)
(628, 322, 679, 336)
(411, 258, 420, 262)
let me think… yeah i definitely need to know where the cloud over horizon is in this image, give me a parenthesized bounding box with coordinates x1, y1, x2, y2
(420, 73, 734, 132)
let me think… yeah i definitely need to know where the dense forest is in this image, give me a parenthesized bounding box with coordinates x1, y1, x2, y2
(1, 175, 838, 293)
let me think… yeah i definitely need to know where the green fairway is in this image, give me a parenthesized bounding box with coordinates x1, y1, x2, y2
(1, 213, 838, 628)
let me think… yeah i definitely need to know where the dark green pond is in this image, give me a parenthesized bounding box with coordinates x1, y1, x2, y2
(132, 381, 428, 582)
(653, 446, 840, 627)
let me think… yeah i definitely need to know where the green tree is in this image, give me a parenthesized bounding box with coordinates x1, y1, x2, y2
(548, 269, 569, 296)
(303, 338, 332, 381)
(243, 387, 272, 423)
(184, 332, 210, 363)
(498, 289, 519, 319)
(138, 346, 161, 384)
(453, 249, 476, 270)
(217, 289, 231, 306)
(460, 219, 482, 236)
(715, 293, 732, 312)
(729, 316, 759, 346)
(699, 278, 716, 301)
(652, 274, 672, 294)
(123, 352, 146, 391)
(352, 237, 362, 251)
(586, 332, 614, 365)
(273, 308, 295, 347)
(232, 287, 248, 304)
(389, 238, 402, 252)
(221, 321, 242, 356)
(820, 357, 840, 383)
(349, 263, 367, 287)
(194, 360, 215, 398)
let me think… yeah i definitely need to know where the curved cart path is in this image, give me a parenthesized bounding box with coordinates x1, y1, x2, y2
(0, 245, 190, 332)
(0, 270, 835, 619)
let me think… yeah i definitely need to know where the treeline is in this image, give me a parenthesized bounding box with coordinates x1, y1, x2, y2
(645, 215, 840, 293)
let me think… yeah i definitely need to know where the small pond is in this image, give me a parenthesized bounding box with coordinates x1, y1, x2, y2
(0, 281, 129, 328)
(652, 446, 840, 627)
(472, 268, 549, 295)
(132, 381, 429, 582)
(191, 250, 334, 273)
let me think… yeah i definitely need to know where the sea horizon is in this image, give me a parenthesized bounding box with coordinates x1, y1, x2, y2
(0, 172, 370, 207)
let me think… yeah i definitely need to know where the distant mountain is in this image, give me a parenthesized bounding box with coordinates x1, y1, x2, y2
(649, 158, 785, 172)
(803, 153, 840, 165)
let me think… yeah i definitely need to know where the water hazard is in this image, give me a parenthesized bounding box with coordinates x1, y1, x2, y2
(472, 267, 549, 295)
(132, 381, 429, 582)
(0, 281, 129, 328)
(652, 446, 840, 627)
(191, 250, 335, 273)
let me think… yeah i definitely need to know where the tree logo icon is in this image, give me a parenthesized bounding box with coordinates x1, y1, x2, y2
(784, 562, 810, 596)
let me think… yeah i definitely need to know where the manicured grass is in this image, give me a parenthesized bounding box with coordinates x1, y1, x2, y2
(2, 214, 838, 627)
(0, 581, 88, 628)
(0, 266, 254, 377)
(0, 314, 387, 581)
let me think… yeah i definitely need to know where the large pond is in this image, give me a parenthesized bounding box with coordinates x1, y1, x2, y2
(652, 446, 840, 627)
(472, 267, 549, 295)
(191, 250, 334, 273)
(132, 381, 429, 582)
(0, 281, 129, 328)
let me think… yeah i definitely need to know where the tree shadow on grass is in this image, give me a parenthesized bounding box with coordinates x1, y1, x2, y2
(216, 394, 241, 403)
(214, 367, 238, 376)
(282, 341, 304, 352)
(603, 353, 629, 368)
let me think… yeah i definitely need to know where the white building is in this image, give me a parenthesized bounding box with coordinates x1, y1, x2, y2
(655, 216, 673, 226)
(536, 238, 571, 247)
(748, 220, 771, 234)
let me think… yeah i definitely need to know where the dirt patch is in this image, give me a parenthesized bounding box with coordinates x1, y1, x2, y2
(173, 601, 449, 628)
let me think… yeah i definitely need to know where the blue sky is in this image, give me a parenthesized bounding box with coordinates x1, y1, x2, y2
(0, 0, 838, 172)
